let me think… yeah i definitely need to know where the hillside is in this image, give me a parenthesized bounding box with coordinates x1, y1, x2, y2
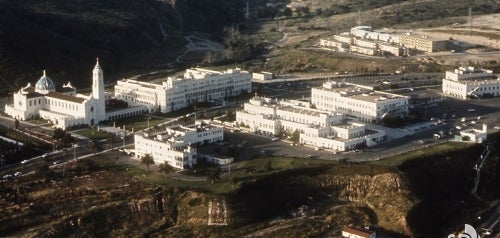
(1, 0, 499, 95)
(242, 0, 500, 75)
(1, 139, 498, 237)
(0, 0, 246, 94)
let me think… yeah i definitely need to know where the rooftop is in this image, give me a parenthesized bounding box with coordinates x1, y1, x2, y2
(46, 92, 86, 103)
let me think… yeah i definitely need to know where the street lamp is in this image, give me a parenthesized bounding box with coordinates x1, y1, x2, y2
(123, 125, 126, 147)
(73, 144, 77, 161)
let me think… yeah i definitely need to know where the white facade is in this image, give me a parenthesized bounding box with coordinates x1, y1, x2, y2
(252, 71, 273, 81)
(320, 38, 349, 49)
(460, 124, 488, 143)
(312, 81, 409, 123)
(350, 45, 378, 56)
(115, 68, 251, 113)
(378, 43, 404, 56)
(442, 66, 499, 99)
(4, 60, 108, 128)
(334, 34, 353, 44)
(134, 121, 223, 169)
(350, 26, 399, 43)
(353, 38, 377, 49)
(320, 26, 401, 56)
(236, 97, 385, 152)
(342, 226, 376, 238)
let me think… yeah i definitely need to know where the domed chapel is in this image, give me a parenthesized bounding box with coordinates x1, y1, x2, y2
(4, 59, 107, 128)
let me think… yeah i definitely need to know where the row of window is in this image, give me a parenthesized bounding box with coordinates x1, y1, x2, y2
(24, 97, 81, 111)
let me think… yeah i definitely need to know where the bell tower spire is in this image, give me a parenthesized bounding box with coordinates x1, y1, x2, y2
(92, 57, 104, 100)
(91, 57, 106, 123)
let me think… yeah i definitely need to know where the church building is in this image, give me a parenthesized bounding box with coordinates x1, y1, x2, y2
(5, 59, 107, 129)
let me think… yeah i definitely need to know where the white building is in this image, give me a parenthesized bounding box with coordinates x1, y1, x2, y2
(442, 66, 499, 99)
(378, 43, 404, 56)
(134, 121, 223, 169)
(115, 68, 252, 113)
(4, 59, 107, 128)
(342, 226, 376, 238)
(320, 26, 401, 56)
(252, 71, 273, 81)
(236, 97, 385, 152)
(460, 124, 488, 143)
(311, 81, 409, 123)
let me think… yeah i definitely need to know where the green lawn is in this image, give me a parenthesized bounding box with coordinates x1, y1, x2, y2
(73, 128, 109, 140)
(87, 141, 477, 194)
(368, 142, 477, 167)
(90, 155, 338, 195)
(106, 116, 168, 132)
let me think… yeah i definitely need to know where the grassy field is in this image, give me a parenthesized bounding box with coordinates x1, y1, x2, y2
(88, 140, 480, 194)
(90, 155, 338, 195)
(368, 142, 478, 167)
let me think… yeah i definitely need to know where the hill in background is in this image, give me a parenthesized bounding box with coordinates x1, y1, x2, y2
(0, 0, 246, 94)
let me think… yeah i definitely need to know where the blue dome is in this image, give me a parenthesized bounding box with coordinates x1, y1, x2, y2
(35, 70, 55, 93)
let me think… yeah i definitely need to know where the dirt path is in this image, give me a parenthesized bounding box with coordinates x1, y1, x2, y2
(419, 13, 500, 49)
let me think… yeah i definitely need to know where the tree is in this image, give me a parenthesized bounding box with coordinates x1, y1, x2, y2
(34, 162, 53, 179)
(296, 6, 310, 16)
(107, 133, 117, 150)
(197, 156, 208, 169)
(61, 133, 75, 146)
(275, 126, 284, 139)
(89, 138, 99, 155)
(265, 159, 273, 172)
(206, 168, 220, 184)
(159, 162, 175, 176)
(141, 154, 155, 172)
(290, 129, 300, 146)
(282, 7, 293, 17)
(76, 159, 96, 173)
(53, 128, 66, 140)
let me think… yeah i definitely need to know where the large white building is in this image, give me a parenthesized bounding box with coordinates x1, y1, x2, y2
(4, 59, 148, 129)
(134, 121, 223, 169)
(311, 81, 409, 123)
(5, 59, 108, 128)
(114, 68, 252, 113)
(442, 66, 499, 99)
(236, 97, 385, 152)
(320, 26, 404, 56)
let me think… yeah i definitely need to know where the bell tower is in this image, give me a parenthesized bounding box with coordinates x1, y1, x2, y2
(92, 58, 106, 122)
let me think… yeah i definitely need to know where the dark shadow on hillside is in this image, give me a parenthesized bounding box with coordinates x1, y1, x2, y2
(400, 144, 486, 237)
(229, 167, 332, 223)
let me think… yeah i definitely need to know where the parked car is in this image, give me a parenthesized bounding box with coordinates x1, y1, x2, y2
(14, 172, 22, 177)
(271, 137, 279, 141)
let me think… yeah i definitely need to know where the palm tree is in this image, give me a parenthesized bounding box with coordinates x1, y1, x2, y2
(89, 138, 99, 155)
(207, 168, 220, 184)
(107, 133, 117, 150)
(158, 162, 175, 177)
(141, 154, 155, 172)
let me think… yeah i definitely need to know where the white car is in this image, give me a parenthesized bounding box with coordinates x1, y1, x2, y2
(21, 160, 29, 164)
(14, 172, 22, 177)
(271, 137, 279, 141)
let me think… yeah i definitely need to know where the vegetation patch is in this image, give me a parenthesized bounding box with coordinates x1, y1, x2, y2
(368, 142, 478, 167)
